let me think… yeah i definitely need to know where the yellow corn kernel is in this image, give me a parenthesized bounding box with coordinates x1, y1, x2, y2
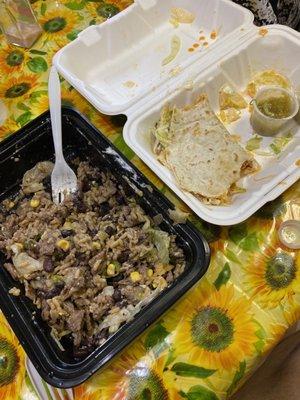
(57, 239, 70, 252)
(92, 241, 101, 250)
(63, 221, 73, 230)
(30, 199, 40, 208)
(130, 271, 141, 283)
(147, 268, 154, 278)
(107, 263, 116, 276)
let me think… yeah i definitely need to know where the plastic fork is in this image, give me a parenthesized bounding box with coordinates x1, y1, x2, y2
(48, 66, 77, 204)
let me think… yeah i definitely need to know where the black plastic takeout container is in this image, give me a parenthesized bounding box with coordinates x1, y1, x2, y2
(0, 108, 210, 388)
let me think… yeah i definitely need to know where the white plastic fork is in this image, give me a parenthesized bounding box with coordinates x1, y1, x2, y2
(49, 66, 77, 204)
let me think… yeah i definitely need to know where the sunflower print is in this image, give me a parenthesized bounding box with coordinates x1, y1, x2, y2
(172, 281, 258, 371)
(0, 315, 25, 400)
(0, 74, 39, 105)
(0, 117, 19, 141)
(61, 86, 90, 113)
(85, 0, 131, 23)
(84, 2, 107, 24)
(0, 45, 30, 75)
(74, 343, 180, 400)
(30, 93, 49, 116)
(39, 8, 79, 48)
(243, 235, 300, 309)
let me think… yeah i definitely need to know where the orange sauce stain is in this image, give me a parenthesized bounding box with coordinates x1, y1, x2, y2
(193, 43, 200, 48)
(203, 42, 209, 46)
(259, 27, 268, 37)
(188, 48, 195, 52)
(210, 30, 217, 39)
(296, 159, 300, 167)
(199, 36, 206, 41)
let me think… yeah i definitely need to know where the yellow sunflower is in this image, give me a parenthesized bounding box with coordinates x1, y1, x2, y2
(0, 45, 30, 75)
(0, 74, 39, 105)
(39, 9, 79, 48)
(0, 314, 25, 400)
(30, 93, 49, 117)
(172, 281, 258, 371)
(86, 1, 132, 23)
(243, 235, 300, 309)
(0, 117, 19, 141)
(74, 343, 180, 400)
(61, 86, 90, 113)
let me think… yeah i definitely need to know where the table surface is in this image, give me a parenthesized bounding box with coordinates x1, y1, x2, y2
(0, 1, 299, 399)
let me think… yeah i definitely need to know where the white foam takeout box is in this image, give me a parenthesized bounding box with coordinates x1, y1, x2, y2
(54, 0, 300, 226)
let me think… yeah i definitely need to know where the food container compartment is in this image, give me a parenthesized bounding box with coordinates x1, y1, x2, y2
(123, 26, 300, 225)
(54, 0, 253, 115)
(0, 108, 210, 388)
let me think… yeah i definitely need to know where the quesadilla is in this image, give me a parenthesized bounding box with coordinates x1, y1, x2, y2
(152, 94, 259, 205)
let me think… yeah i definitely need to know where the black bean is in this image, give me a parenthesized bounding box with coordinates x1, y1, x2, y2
(61, 229, 73, 238)
(73, 196, 86, 213)
(89, 229, 98, 237)
(107, 273, 124, 285)
(105, 226, 117, 236)
(81, 178, 91, 192)
(115, 194, 125, 205)
(112, 289, 122, 302)
(98, 202, 110, 217)
(117, 250, 130, 263)
(42, 283, 65, 299)
(43, 257, 54, 273)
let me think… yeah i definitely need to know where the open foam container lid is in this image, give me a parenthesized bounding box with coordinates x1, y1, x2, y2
(54, 0, 300, 225)
(53, 0, 254, 116)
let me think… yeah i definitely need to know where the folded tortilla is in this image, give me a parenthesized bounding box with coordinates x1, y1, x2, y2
(153, 94, 259, 205)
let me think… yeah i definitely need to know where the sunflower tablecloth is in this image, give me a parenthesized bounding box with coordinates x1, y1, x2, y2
(0, 1, 299, 399)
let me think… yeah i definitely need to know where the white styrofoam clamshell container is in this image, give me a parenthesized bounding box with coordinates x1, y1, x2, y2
(54, 1, 300, 226)
(54, 0, 253, 115)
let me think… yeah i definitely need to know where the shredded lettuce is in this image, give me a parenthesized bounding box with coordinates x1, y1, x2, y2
(246, 135, 263, 151)
(269, 132, 293, 155)
(150, 229, 170, 264)
(152, 106, 173, 147)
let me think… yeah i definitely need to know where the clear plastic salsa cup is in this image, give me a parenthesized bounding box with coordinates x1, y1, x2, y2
(250, 86, 299, 136)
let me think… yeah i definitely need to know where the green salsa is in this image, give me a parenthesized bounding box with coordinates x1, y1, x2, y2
(257, 93, 292, 119)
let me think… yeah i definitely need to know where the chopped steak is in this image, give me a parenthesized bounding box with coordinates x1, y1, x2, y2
(0, 161, 186, 356)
